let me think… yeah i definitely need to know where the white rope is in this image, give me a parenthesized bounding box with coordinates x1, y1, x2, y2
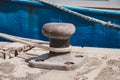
(34, 0, 120, 31)
(15, 36, 49, 45)
(0, 33, 71, 53)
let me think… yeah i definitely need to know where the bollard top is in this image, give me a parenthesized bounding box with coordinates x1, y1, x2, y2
(42, 23, 76, 39)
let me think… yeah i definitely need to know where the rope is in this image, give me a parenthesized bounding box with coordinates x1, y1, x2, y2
(13, 36, 49, 45)
(33, 0, 120, 31)
(0, 33, 71, 53)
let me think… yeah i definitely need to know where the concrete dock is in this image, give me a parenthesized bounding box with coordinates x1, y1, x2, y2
(0, 42, 120, 80)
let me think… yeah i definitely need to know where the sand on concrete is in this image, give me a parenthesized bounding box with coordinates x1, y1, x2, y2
(0, 42, 120, 80)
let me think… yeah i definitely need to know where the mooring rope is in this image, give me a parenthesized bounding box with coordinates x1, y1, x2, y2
(0, 33, 71, 53)
(12, 35, 49, 45)
(33, 0, 120, 31)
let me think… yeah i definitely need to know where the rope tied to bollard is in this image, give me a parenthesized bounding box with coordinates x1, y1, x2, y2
(33, 0, 120, 31)
(0, 33, 71, 53)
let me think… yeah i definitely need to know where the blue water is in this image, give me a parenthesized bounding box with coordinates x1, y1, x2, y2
(0, 0, 120, 48)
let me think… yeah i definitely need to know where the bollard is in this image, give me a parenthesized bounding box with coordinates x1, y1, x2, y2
(29, 23, 87, 70)
(42, 23, 75, 55)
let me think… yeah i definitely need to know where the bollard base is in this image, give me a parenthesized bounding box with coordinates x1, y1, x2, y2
(28, 53, 87, 71)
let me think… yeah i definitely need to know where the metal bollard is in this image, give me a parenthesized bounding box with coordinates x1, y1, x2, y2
(29, 23, 86, 70)
(42, 23, 75, 55)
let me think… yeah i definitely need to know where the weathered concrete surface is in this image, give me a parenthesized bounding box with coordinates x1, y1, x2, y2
(0, 42, 120, 80)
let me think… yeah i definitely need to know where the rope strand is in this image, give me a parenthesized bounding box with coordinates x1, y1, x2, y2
(0, 33, 71, 53)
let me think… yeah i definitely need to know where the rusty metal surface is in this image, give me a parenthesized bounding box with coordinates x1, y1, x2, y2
(42, 23, 75, 39)
(28, 23, 87, 70)
(29, 52, 87, 70)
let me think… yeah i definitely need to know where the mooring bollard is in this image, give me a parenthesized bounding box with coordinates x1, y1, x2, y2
(42, 23, 75, 55)
(29, 23, 86, 70)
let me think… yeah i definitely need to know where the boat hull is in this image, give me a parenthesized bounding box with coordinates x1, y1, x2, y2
(0, 0, 120, 48)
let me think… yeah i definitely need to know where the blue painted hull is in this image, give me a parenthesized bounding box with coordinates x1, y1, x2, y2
(0, 0, 120, 48)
